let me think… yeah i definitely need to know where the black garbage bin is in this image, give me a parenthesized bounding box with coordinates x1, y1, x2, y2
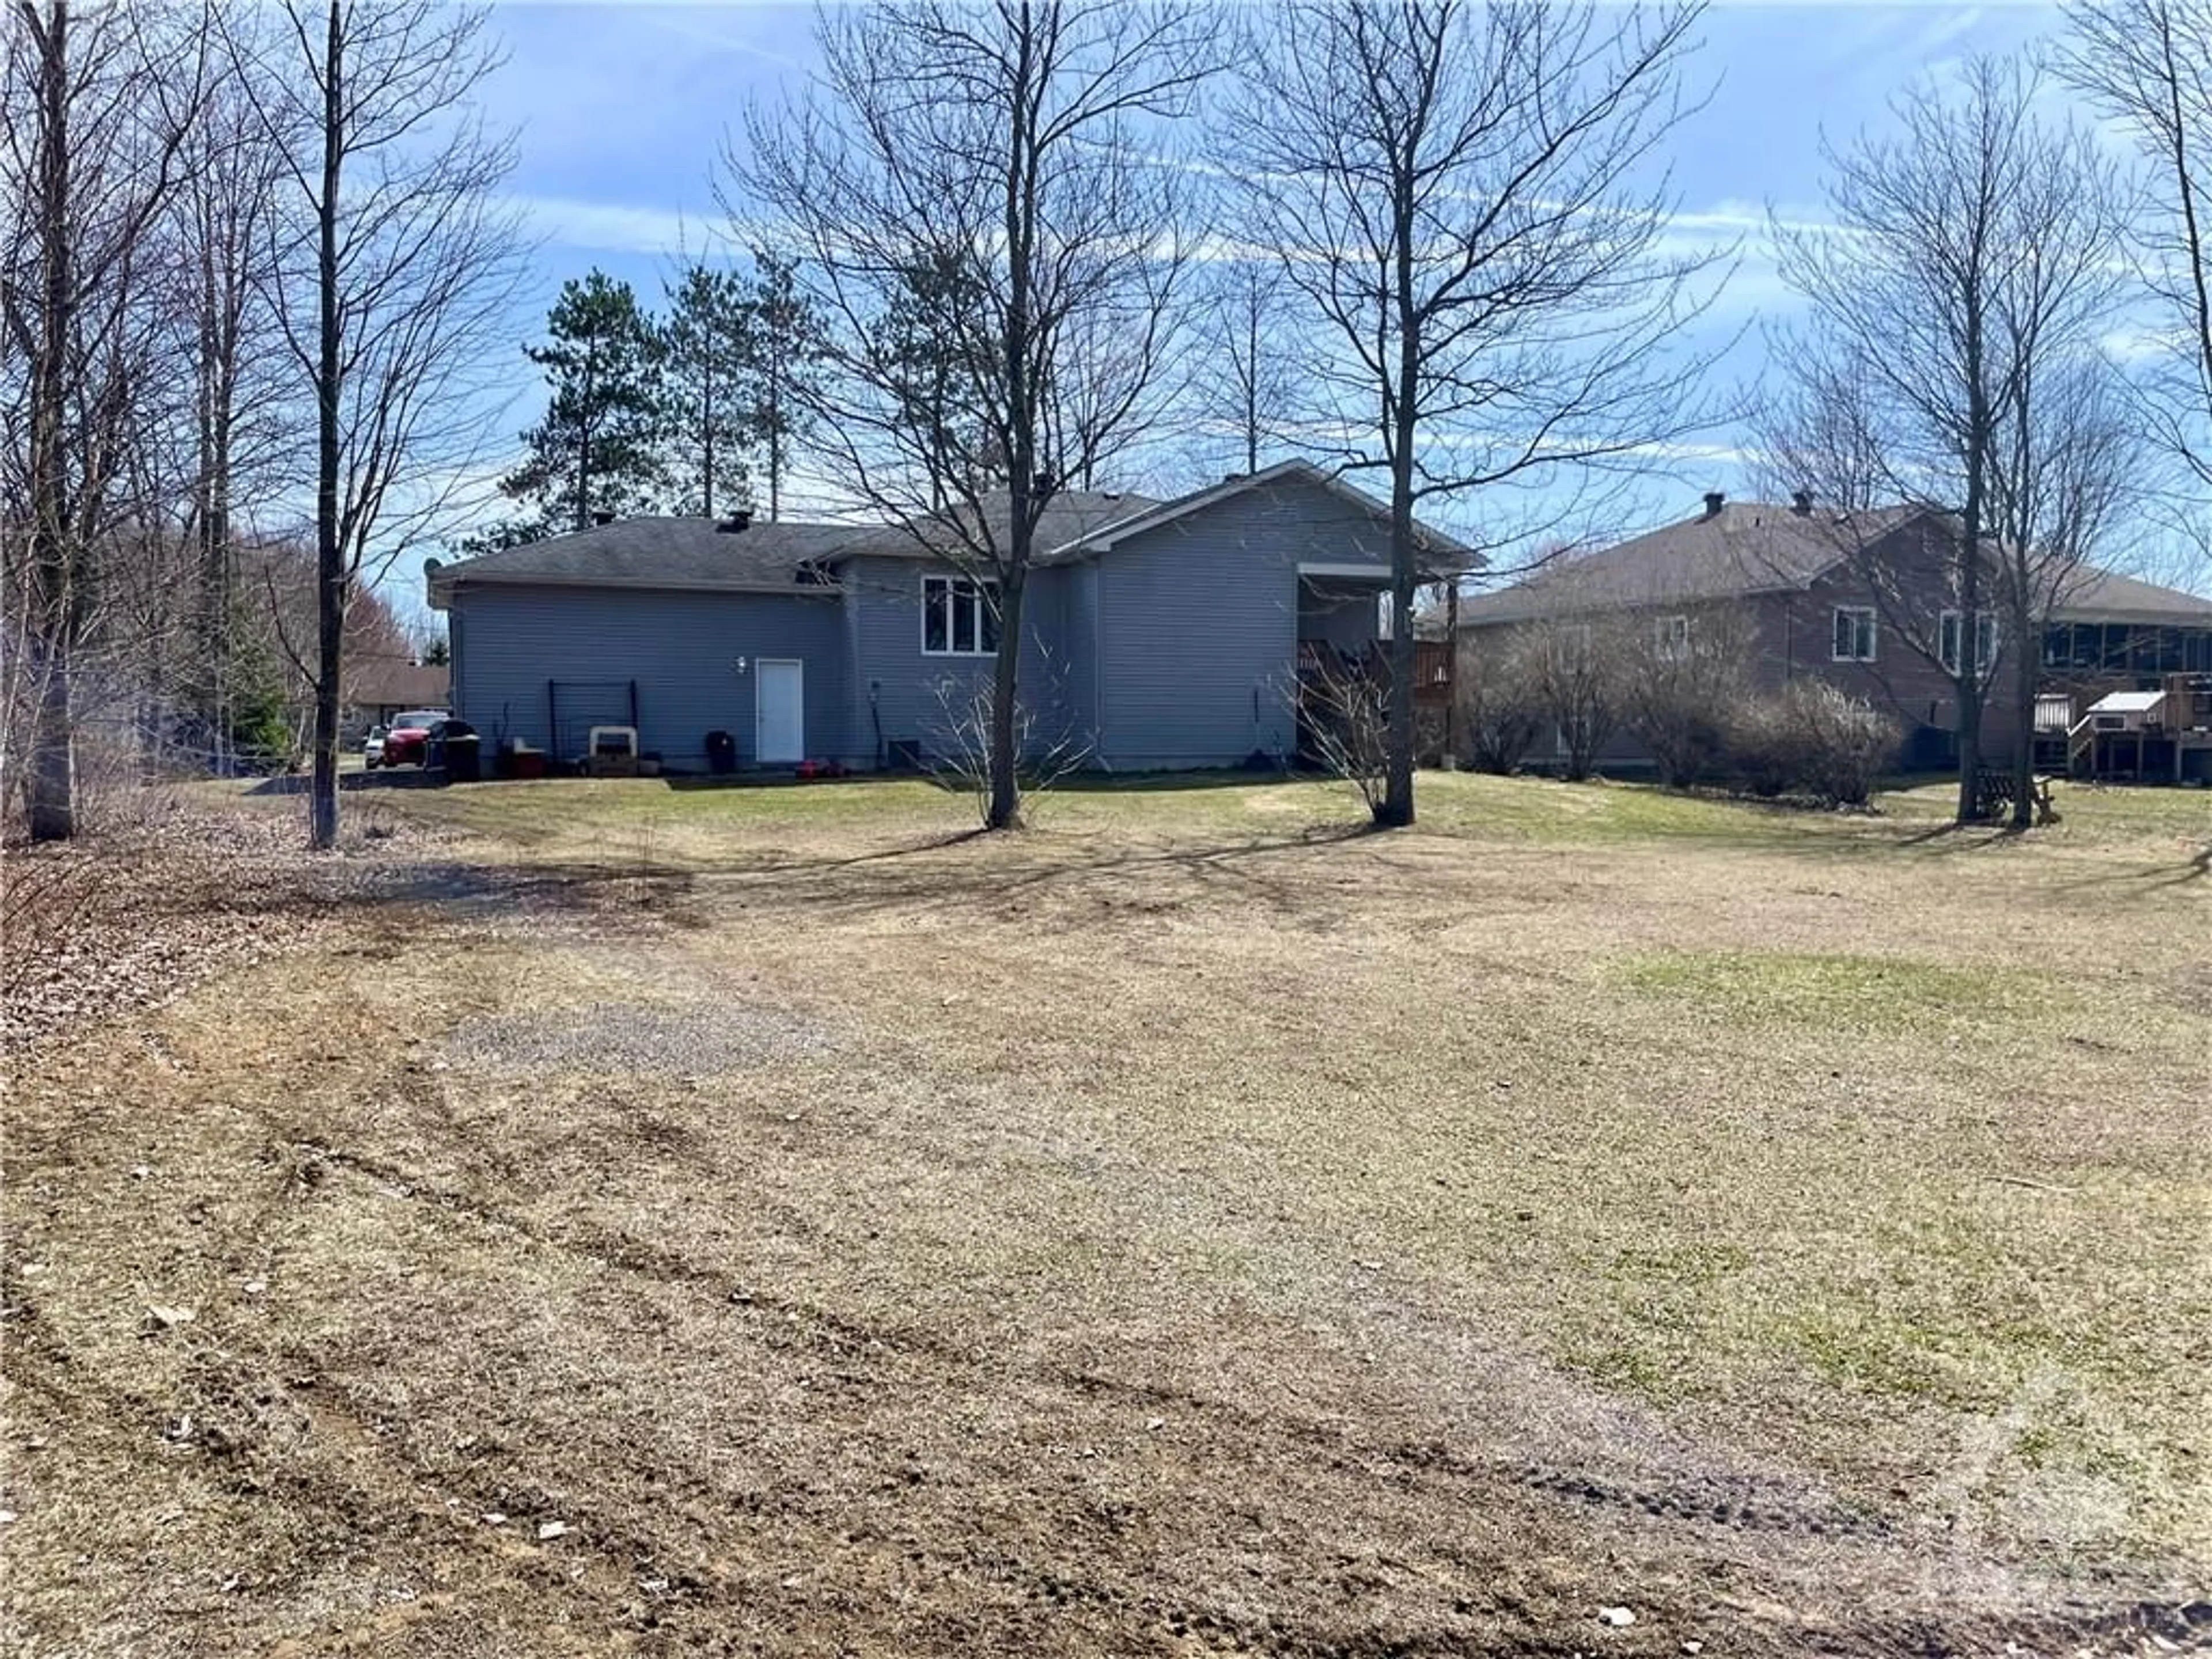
(444, 733, 481, 783)
(705, 729, 737, 775)
(431, 719, 479, 783)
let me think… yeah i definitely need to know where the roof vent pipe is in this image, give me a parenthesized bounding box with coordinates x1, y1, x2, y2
(1702, 491, 1725, 519)
(1790, 489, 1815, 517)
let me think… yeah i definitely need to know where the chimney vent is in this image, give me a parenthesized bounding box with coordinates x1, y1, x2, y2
(1790, 489, 1815, 517)
(717, 510, 753, 533)
(1702, 491, 1725, 519)
(591, 509, 616, 527)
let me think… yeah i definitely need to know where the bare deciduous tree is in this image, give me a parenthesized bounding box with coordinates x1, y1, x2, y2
(1198, 259, 1298, 479)
(1229, 0, 1725, 828)
(231, 0, 522, 849)
(2057, 0, 2212, 517)
(177, 51, 296, 773)
(729, 0, 1215, 831)
(1763, 55, 2132, 826)
(1, 1, 206, 839)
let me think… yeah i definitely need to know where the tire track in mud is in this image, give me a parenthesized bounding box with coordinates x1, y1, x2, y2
(276, 1141, 2212, 1659)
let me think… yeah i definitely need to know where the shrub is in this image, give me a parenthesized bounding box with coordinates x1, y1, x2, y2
(1728, 681, 1899, 807)
(1455, 628, 1544, 774)
(1529, 620, 1617, 782)
(1616, 607, 1752, 789)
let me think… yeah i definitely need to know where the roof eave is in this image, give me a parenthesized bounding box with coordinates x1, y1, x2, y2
(431, 571, 844, 600)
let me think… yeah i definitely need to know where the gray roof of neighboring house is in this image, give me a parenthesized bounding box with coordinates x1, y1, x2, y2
(2050, 566, 2212, 624)
(1459, 502, 1924, 624)
(347, 658, 450, 707)
(1459, 499, 2212, 627)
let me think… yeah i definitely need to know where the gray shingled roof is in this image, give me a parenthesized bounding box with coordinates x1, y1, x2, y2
(838, 490, 1163, 562)
(1059, 459, 1478, 566)
(429, 466, 1478, 601)
(429, 517, 862, 594)
(347, 658, 452, 707)
(429, 497, 1166, 597)
(1461, 500, 2212, 627)
(2051, 566, 2212, 623)
(1459, 502, 1926, 623)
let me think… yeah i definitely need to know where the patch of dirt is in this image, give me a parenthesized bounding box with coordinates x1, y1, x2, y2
(443, 998, 834, 1076)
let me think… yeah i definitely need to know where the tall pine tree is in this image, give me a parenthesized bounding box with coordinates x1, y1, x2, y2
(499, 271, 666, 536)
(738, 252, 825, 522)
(661, 265, 756, 518)
(874, 247, 997, 509)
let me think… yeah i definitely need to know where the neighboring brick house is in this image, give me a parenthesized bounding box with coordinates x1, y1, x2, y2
(1457, 491, 2212, 773)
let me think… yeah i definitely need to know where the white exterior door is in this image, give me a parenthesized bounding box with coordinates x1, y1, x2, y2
(755, 659, 805, 764)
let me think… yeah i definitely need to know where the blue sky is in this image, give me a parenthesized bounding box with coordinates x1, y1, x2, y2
(463, 2, 2081, 550)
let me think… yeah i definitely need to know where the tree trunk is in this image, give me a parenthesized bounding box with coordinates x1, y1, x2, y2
(767, 353, 782, 523)
(987, 567, 1024, 831)
(1380, 483, 1416, 828)
(26, 655, 74, 840)
(24, 0, 76, 842)
(309, 0, 344, 851)
(1954, 640, 1983, 824)
(2010, 608, 2036, 830)
(1955, 327, 1988, 825)
(1377, 163, 1421, 830)
(574, 340, 595, 532)
(702, 371, 715, 520)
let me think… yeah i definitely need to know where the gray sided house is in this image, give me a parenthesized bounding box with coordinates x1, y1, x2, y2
(426, 461, 1472, 774)
(1458, 492, 2212, 777)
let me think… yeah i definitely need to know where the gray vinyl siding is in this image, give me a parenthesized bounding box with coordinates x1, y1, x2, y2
(1091, 477, 1392, 768)
(840, 555, 1074, 766)
(448, 582, 850, 770)
(1065, 562, 1102, 753)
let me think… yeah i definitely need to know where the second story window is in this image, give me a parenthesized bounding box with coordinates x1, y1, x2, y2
(1832, 605, 1877, 662)
(922, 574, 1001, 657)
(1654, 615, 1690, 661)
(1940, 609, 1998, 676)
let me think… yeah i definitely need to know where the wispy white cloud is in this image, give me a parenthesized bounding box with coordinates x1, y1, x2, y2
(508, 193, 721, 257)
(642, 9, 807, 71)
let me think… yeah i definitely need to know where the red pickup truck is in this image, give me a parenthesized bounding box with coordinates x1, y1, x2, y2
(374, 709, 448, 768)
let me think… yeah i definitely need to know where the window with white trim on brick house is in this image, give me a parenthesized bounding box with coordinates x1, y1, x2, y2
(1832, 605, 1877, 662)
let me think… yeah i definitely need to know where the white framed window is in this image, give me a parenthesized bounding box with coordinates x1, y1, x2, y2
(1939, 609, 1998, 676)
(1832, 605, 1877, 662)
(1654, 614, 1690, 661)
(922, 574, 1001, 657)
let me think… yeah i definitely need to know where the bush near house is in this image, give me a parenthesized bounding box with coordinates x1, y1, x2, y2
(1455, 628, 1545, 774)
(1729, 680, 1900, 807)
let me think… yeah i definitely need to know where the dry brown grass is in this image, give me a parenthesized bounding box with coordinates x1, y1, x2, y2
(3, 772, 2208, 1657)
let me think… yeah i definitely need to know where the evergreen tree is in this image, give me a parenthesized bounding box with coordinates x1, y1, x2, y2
(874, 247, 997, 508)
(498, 271, 668, 536)
(738, 252, 826, 521)
(661, 265, 757, 518)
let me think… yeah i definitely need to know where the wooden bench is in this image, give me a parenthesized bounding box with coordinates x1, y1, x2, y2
(1975, 766, 2058, 825)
